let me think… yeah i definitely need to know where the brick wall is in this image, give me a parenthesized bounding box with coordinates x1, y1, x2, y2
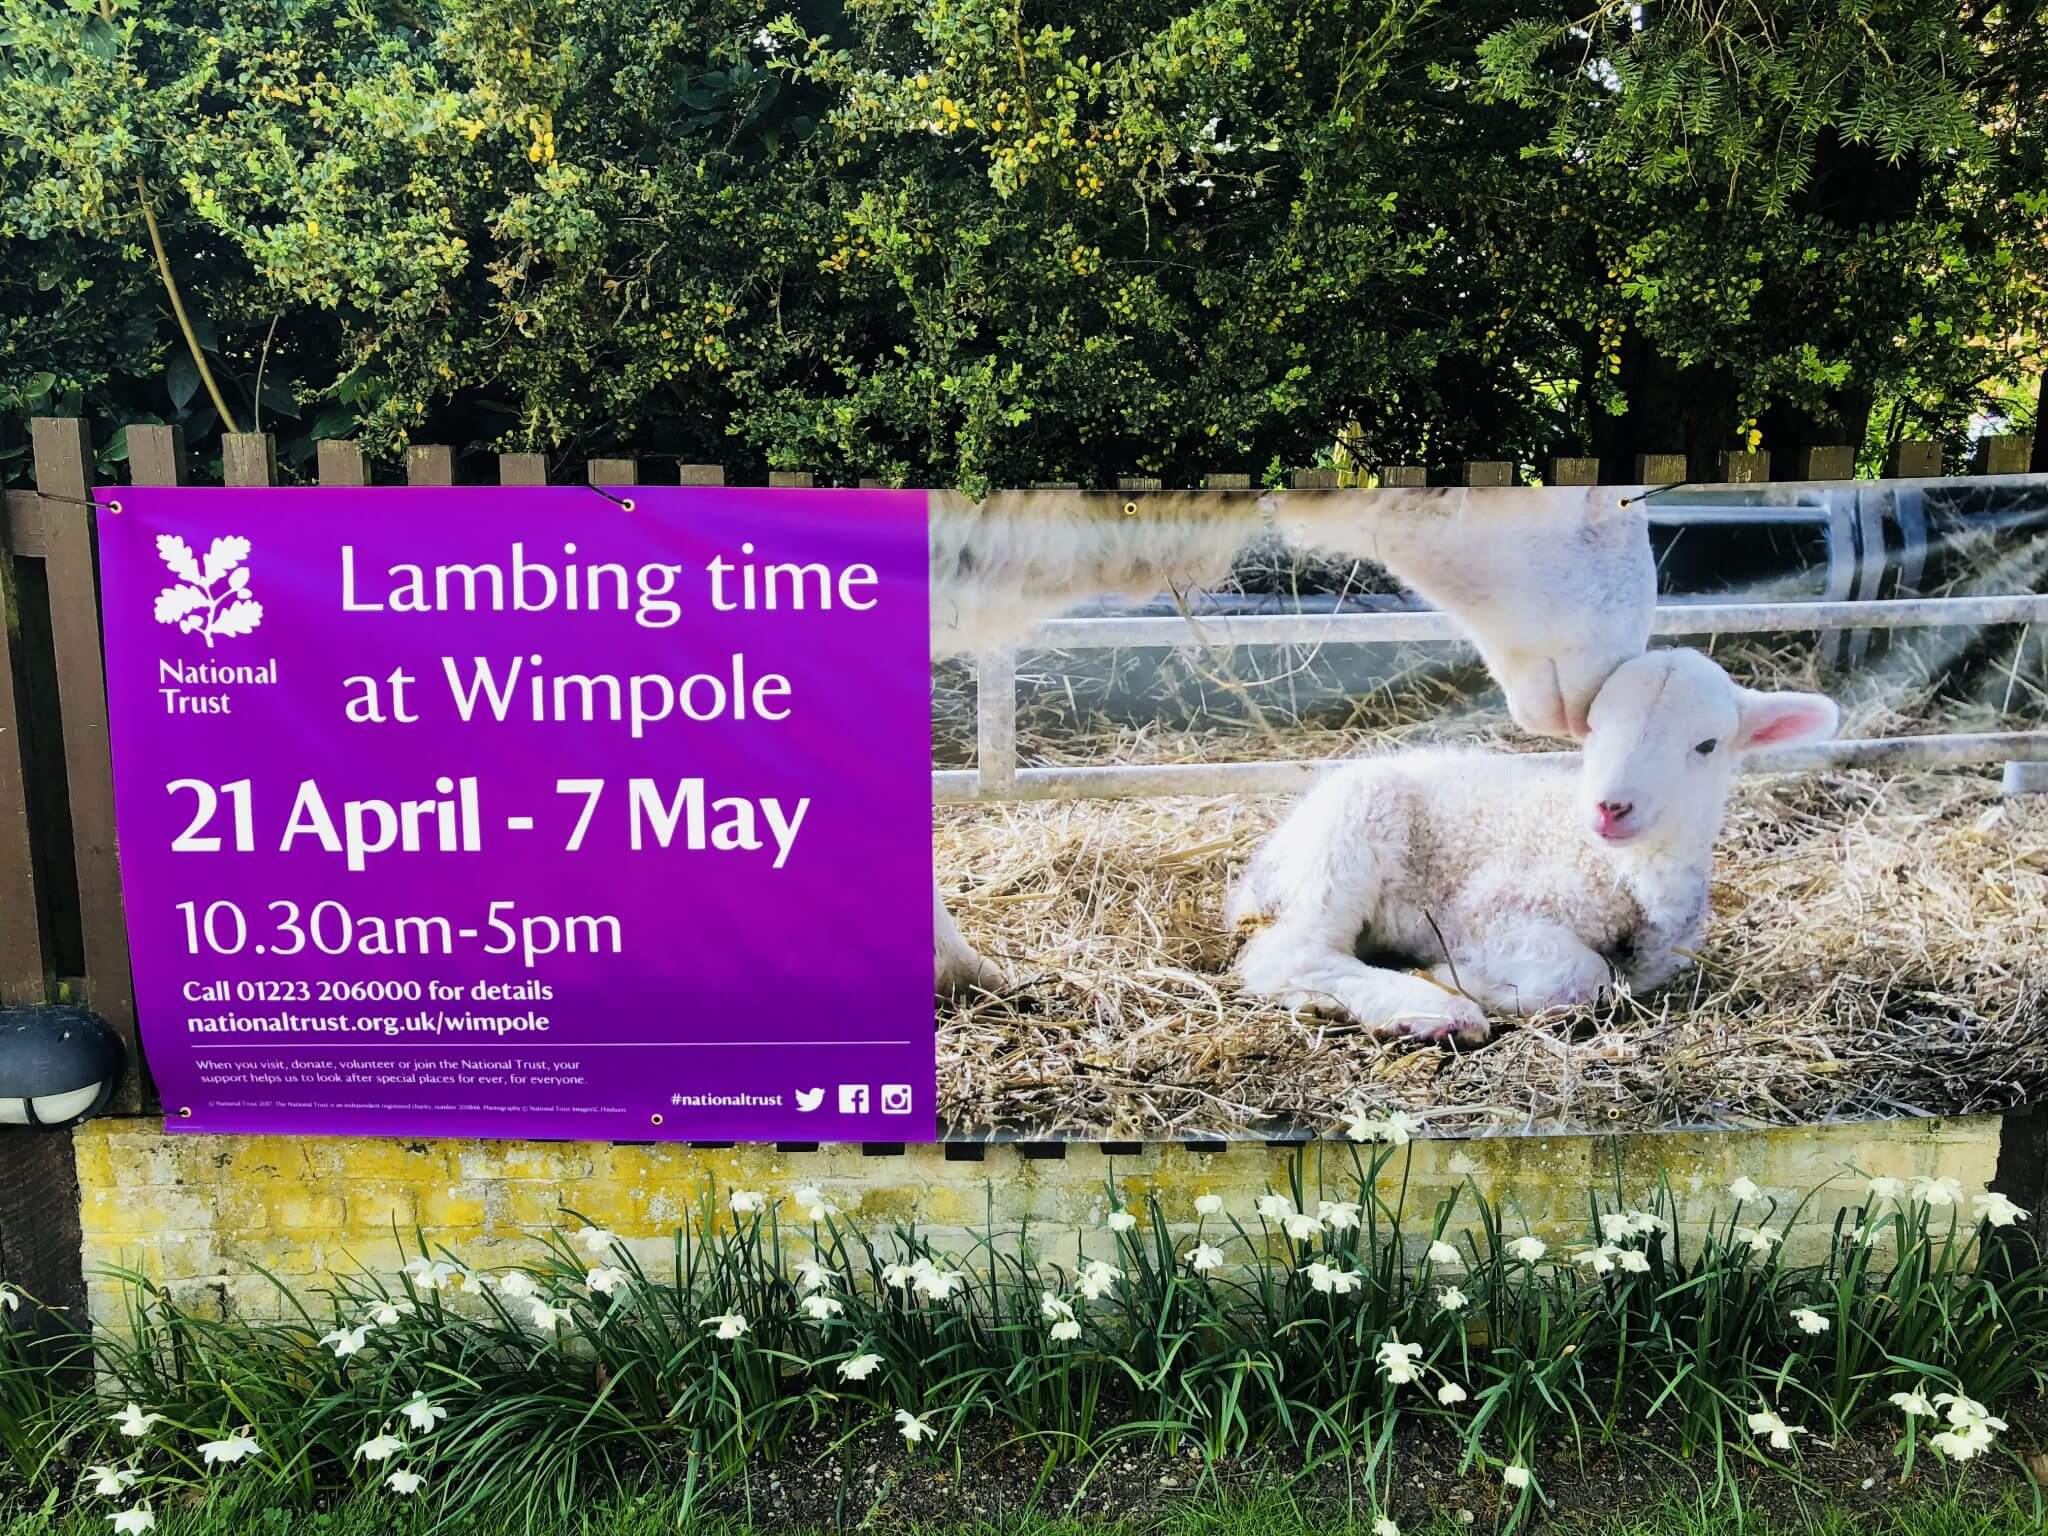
(73, 1116, 2005, 1324)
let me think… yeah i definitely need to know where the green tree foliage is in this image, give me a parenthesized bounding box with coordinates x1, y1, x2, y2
(1, 0, 2042, 488)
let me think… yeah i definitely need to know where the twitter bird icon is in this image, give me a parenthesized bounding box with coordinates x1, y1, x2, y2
(794, 1087, 824, 1113)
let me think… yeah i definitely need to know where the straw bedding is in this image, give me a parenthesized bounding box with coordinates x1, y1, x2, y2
(933, 637, 2048, 1140)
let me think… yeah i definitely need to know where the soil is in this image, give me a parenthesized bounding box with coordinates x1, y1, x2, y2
(695, 1400, 2048, 1530)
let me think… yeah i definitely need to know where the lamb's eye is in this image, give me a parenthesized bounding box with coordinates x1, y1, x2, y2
(1694, 738, 1718, 756)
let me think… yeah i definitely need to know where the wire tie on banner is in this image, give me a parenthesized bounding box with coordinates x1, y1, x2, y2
(1620, 481, 1692, 506)
(586, 483, 636, 513)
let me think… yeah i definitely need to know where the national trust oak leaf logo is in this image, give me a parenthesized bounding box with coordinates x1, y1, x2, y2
(154, 534, 262, 647)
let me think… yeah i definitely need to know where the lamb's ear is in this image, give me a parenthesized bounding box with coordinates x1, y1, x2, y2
(1731, 688, 1840, 754)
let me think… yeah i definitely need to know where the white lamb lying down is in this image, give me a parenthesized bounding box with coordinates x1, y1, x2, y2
(1226, 648, 1840, 1043)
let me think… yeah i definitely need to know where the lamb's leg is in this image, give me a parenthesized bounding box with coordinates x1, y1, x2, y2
(1427, 919, 1612, 1015)
(934, 877, 1006, 995)
(1239, 921, 1490, 1044)
(1230, 766, 1489, 1043)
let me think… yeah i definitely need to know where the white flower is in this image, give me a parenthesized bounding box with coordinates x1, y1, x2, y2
(1426, 1240, 1462, 1266)
(1732, 1226, 1780, 1256)
(896, 1409, 936, 1444)
(730, 1189, 767, 1215)
(1437, 1381, 1469, 1406)
(1867, 1176, 1904, 1201)
(113, 1404, 162, 1438)
(586, 1266, 630, 1297)
(0, 1286, 17, 1313)
(794, 1260, 836, 1292)
(385, 1469, 426, 1495)
(801, 1294, 844, 1321)
(1889, 1390, 1936, 1416)
(1342, 1107, 1420, 1144)
(1283, 1212, 1325, 1243)
(198, 1431, 261, 1466)
(1376, 1337, 1423, 1385)
(528, 1299, 573, 1333)
(1973, 1191, 2028, 1228)
(497, 1271, 538, 1300)
(1745, 1409, 1806, 1451)
(1913, 1176, 1961, 1207)
(1575, 1246, 1618, 1275)
(1041, 1291, 1075, 1322)
(109, 1510, 156, 1535)
(1508, 1237, 1546, 1263)
(1617, 1249, 1651, 1274)
(1790, 1308, 1830, 1336)
(1195, 1194, 1224, 1217)
(87, 1466, 140, 1498)
(1106, 1211, 1138, 1233)
(573, 1226, 616, 1257)
(1728, 1177, 1762, 1202)
(1049, 1317, 1081, 1342)
(1305, 1261, 1361, 1295)
(1373, 1519, 1399, 1536)
(367, 1301, 415, 1328)
(792, 1185, 834, 1222)
(1932, 1392, 2005, 1431)
(355, 1433, 405, 1464)
(1255, 1194, 1295, 1221)
(1075, 1261, 1122, 1301)
(912, 1266, 964, 1301)
(1318, 1201, 1362, 1232)
(320, 1325, 370, 1358)
(402, 1258, 458, 1292)
(1600, 1210, 1664, 1243)
(705, 1311, 748, 1341)
(838, 1352, 884, 1381)
(1502, 1465, 1531, 1490)
(881, 1263, 919, 1290)
(1187, 1242, 1224, 1272)
(1437, 1286, 1469, 1313)
(1930, 1423, 1999, 1461)
(457, 1269, 494, 1296)
(400, 1393, 447, 1434)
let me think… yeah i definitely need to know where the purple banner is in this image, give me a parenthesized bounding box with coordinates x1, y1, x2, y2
(97, 487, 935, 1141)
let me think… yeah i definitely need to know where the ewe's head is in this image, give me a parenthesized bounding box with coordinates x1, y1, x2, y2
(1392, 490, 1654, 741)
(1578, 649, 1838, 851)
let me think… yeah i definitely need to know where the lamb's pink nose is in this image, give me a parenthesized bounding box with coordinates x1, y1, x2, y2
(1594, 800, 1635, 838)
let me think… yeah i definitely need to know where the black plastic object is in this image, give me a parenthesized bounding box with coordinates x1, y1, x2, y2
(0, 1006, 126, 1129)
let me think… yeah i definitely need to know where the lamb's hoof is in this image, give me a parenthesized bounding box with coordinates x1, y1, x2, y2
(935, 950, 1009, 998)
(1392, 1000, 1493, 1048)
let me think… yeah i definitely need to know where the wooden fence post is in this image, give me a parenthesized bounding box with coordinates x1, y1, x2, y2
(498, 453, 547, 486)
(1635, 454, 1687, 484)
(316, 440, 368, 486)
(0, 508, 41, 1004)
(222, 433, 276, 487)
(1974, 434, 2033, 476)
(1888, 440, 1941, 478)
(1380, 466, 1426, 488)
(1462, 461, 1513, 487)
(407, 445, 455, 486)
(1548, 457, 1599, 486)
(29, 419, 135, 1100)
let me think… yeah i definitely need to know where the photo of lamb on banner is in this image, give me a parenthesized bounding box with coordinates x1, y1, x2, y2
(923, 478, 2042, 1142)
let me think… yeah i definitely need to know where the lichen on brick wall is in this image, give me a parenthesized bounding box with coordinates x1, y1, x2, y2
(73, 1117, 2005, 1325)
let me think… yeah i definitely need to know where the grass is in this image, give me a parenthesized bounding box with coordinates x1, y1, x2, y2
(4, 1485, 2045, 1536)
(1, 1148, 2042, 1534)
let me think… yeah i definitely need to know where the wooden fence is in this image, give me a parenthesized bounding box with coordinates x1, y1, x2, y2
(0, 416, 2041, 1109)
(0, 414, 2044, 1341)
